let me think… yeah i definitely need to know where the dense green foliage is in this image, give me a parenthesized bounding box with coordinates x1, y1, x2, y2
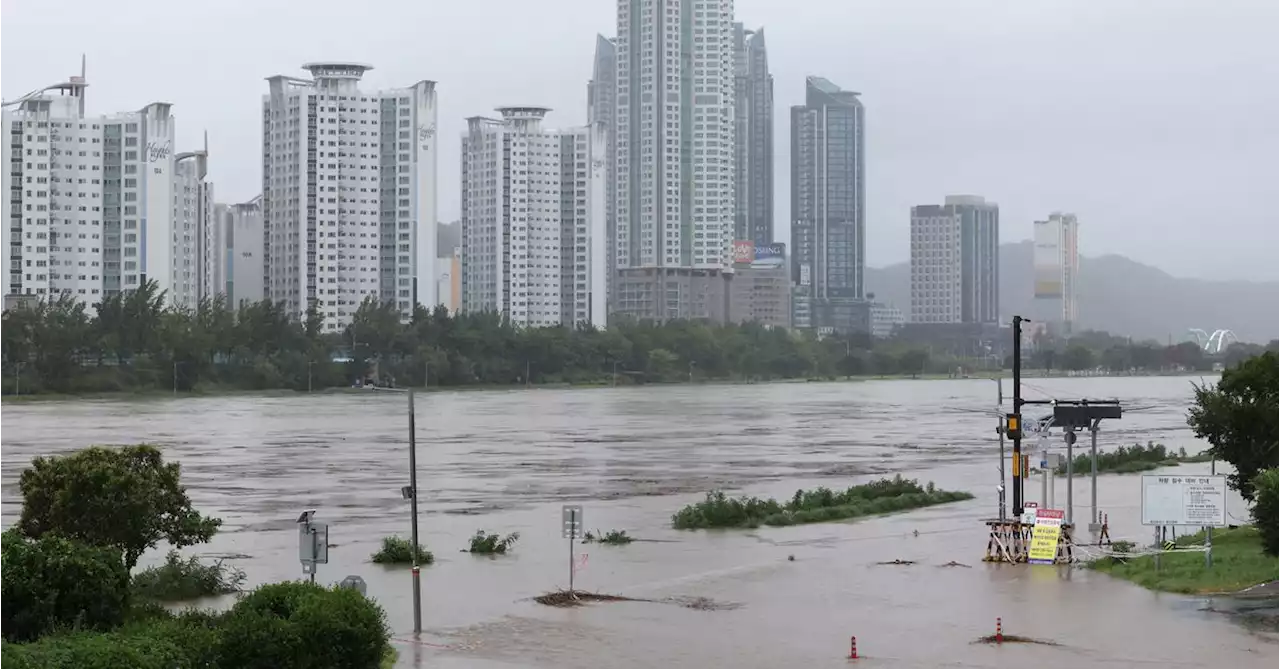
(671, 476, 974, 529)
(17, 444, 221, 569)
(130, 551, 245, 602)
(369, 536, 434, 565)
(6, 282, 1274, 396)
(1089, 526, 1278, 594)
(1251, 468, 1278, 557)
(1052, 442, 1208, 475)
(1, 531, 132, 643)
(468, 530, 520, 555)
(1187, 351, 1279, 501)
(2, 583, 391, 669)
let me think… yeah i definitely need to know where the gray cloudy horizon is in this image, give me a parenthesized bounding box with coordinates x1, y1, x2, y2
(4, 0, 1275, 282)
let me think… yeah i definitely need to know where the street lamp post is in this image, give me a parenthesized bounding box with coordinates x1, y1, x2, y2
(307, 361, 315, 393)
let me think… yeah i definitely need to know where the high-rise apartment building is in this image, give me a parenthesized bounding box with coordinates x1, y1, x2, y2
(460, 108, 607, 328)
(909, 195, 999, 325)
(733, 24, 773, 248)
(210, 196, 264, 308)
(262, 63, 437, 330)
(1, 68, 180, 307)
(1033, 212, 1079, 334)
(613, 0, 737, 322)
(791, 76, 866, 332)
(587, 35, 617, 308)
(172, 142, 211, 309)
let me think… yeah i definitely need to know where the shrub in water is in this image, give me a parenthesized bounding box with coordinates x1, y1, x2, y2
(672, 476, 973, 530)
(584, 529, 633, 545)
(131, 550, 245, 601)
(469, 530, 520, 554)
(1, 530, 131, 642)
(370, 536, 435, 565)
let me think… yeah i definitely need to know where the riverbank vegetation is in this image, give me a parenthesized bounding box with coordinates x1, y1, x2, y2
(3, 444, 393, 667)
(5, 281, 1274, 397)
(370, 536, 434, 565)
(1052, 442, 1211, 476)
(671, 476, 974, 530)
(130, 551, 245, 602)
(1089, 526, 1278, 594)
(468, 530, 520, 555)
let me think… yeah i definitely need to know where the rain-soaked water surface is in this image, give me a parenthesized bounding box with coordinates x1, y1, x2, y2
(2, 376, 1275, 668)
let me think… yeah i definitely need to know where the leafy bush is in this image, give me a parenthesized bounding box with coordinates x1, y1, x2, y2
(1054, 441, 1184, 475)
(1, 629, 188, 669)
(671, 475, 974, 529)
(1251, 468, 1278, 556)
(1, 530, 131, 642)
(370, 536, 434, 565)
(468, 530, 520, 554)
(131, 550, 245, 601)
(216, 581, 390, 669)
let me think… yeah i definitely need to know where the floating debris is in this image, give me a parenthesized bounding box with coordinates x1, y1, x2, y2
(937, 560, 972, 568)
(973, 634, 1060, 646)
(533, 590, 645, 607)
(661, 596, 743, 611)
(875, 559, 917, 566)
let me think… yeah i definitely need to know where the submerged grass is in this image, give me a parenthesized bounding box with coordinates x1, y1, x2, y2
(583, 529, 633, 545)
(1088, 526, 1278, 594)
(1054, 441, 1212, 475)
(131, 551, 245, 602)
(671, 475, 974, 530)
(370, 536, 435, 565)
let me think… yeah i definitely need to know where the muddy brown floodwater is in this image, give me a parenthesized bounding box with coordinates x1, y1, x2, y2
(2, 376, 1275, 668)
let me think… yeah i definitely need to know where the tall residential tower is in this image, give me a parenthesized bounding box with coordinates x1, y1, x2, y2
(908, 195, 999, 325)
(261, 63, 437, 330)
(613, 0, 737, 322)
(1033, 212, 1079, 334)
(733, 24, 773, 248)
(791, 76, 866, 332)
(460, 108, 607, 328)
(587, 35, 617, 308)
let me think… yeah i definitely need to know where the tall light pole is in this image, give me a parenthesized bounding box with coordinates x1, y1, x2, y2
(307, 361, 315, 393)
(406, 388, 422, 634)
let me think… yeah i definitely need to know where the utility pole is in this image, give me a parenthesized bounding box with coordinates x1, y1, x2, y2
(172, 361, 179, 395)
(308, 361, 314, 393)
(995, 376, 1006, 521)
(424, 361, 429, 388)
(612, 360, 618, 387)
(1011, 316, 1024, 515)
(525, 360, 531, 388)
(1090, 419, 1100, 538)
(406, 389, 423, 635)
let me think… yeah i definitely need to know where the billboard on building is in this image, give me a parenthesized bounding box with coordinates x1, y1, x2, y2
(752, 242, 785, 268)
(732, 240, 755, 265)
(1033, 220, 1062, 298)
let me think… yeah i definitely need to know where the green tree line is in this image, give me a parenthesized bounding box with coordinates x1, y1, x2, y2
(2, 280, 1274, 395)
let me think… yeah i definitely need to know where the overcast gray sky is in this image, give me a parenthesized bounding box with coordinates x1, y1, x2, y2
(3, 0, 1276, 281)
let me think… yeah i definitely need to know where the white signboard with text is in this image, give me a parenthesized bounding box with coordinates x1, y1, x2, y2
(1140, 474, 1227, 527)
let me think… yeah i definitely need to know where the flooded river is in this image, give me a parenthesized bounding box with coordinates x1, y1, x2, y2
(2, 376, 1274, 667)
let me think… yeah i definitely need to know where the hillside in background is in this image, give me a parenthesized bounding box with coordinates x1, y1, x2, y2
(866, 240, 1279, 343)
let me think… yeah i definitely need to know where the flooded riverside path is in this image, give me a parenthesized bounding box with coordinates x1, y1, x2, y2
(2, 375, 1274, 668)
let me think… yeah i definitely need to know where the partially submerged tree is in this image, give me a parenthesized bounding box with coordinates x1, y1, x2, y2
(17, 444, 221, 569)
(1187, 351, 1279, 500)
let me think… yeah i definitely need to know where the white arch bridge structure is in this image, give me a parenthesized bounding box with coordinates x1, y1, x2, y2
(1187, 329, 1239, 354)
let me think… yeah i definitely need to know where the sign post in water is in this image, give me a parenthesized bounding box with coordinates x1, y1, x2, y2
(562, 505, 584, 594)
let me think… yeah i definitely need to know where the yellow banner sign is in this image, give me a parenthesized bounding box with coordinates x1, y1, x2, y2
(1028, 509, 1064, 564)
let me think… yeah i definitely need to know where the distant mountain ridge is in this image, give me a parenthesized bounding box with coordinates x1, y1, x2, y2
(866, 241, 1279, 343)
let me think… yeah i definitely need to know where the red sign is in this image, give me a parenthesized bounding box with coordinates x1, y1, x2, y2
(1035, 508, 1064, 520)
(732, 240, 755, 264)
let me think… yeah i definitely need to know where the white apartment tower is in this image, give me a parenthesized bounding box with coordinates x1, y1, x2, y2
(460, 108, 607, 328)
(2, 67, 179, 307)
(262, 63, 437, 330)
(172, 140, 211, 309)
(613, 0, 737, 321)
(210, 196, 265, 308)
